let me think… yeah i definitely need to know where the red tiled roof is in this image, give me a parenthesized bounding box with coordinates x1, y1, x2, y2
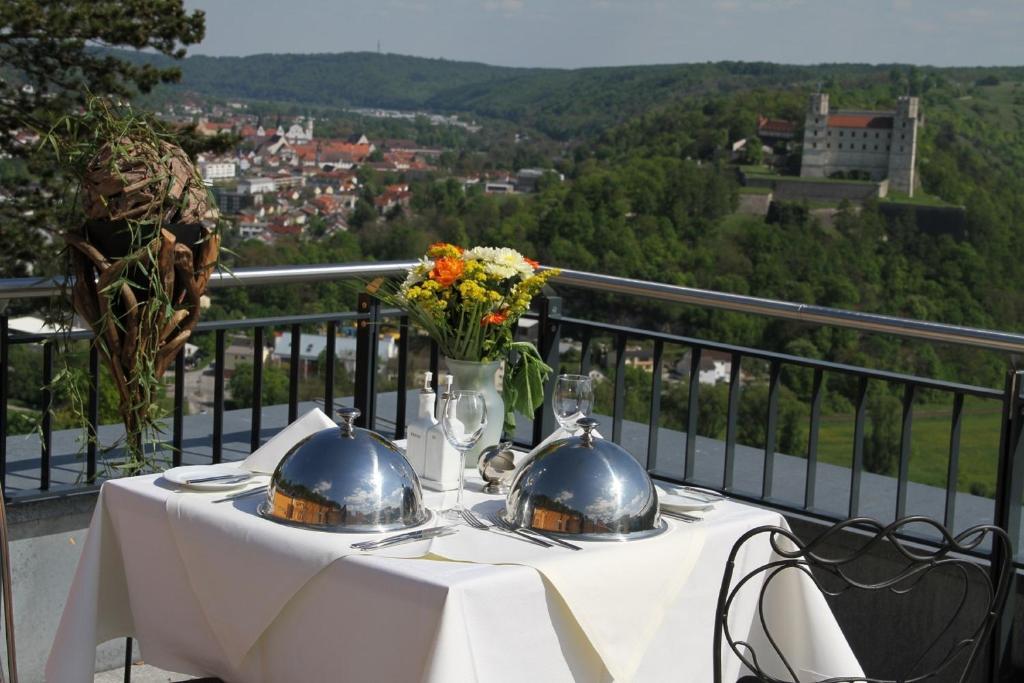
(827, 114, 893, 129)
(757, 116, 796, 134)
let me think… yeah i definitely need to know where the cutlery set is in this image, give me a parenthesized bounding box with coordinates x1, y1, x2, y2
(351, 526, 458, 551)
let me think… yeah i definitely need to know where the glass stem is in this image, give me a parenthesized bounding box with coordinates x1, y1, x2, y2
(456, 448, 467, 510)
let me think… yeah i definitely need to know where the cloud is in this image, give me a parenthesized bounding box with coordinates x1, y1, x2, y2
(483, 0, 525, 12)
(945, 7, 992, 24)
(554, 490, 574, 504)
(714, 0, 804, 11)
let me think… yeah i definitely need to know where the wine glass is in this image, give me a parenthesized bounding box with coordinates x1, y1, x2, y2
(553, 374, 594, 434)
(440, 390, 487, 520)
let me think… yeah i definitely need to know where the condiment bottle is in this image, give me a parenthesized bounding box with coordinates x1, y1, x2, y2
(404, 371, 436, 477)
(422, 375, 460, 491)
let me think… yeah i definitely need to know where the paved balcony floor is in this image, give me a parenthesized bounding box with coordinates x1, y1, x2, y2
(95, 664, 195, 681)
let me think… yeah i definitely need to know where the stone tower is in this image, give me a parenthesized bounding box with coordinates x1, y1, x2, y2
(887, 96, 919, 196)
(800, 93, 831, 179)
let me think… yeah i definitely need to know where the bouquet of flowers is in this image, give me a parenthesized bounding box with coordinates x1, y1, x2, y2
(369, 243, 559, 430)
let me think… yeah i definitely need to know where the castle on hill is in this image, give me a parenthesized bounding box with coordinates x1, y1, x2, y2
(800, 94, 919, 196)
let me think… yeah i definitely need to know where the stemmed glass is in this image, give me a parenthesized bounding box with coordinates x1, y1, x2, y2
(553, 374, 594, 434)
(440, 390, 488, 520)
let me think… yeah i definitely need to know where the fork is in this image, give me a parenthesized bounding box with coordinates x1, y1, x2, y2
(660, 508, 703, 523)
(459, 508, 552, 548)
(212, 485, 268, 504)
(489, 513, 583, 551)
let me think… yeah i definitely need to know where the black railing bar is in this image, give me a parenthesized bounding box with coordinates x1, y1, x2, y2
(172, 349, 184, 468)
(761, 360, 781, 500)
(394, 317, 409, 441)
(804, 368, 824, 510)
(288, 324, 300, 424)
(684, 347, 701, 482)
(611, 333, 627, 445)
(323, 322, 336, 419)
(251, 326, 265, 453)
(578, 328, 593, 376)
(944, 392, 964, 529)
(195, 311, 367, 332)
(556, 315, 1002, 398)
(645, 340, 664, 471)
(0, 315, 7, 489)
(548, 267, 1024, 355)
(429, 341, 439, 394)
(849, 377, 868, 518)
(722, 353, 742, 491)
(895, 384, 916, 519)
(9, 260, 1024, 354)
(40, 341, 53, 491)
(87, 346, 99, 482)
(212, 330, 225, 464)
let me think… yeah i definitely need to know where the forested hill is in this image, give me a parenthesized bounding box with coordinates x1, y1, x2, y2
(116, 49, 1024, 138)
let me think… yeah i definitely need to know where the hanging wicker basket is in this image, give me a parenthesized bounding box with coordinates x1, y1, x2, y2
(63, 135, 220, 461)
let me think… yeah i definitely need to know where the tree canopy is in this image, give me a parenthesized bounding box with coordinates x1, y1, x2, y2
(0, 0, 206, 278)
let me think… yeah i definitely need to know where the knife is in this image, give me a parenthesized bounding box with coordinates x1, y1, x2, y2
(185, 473, 253, 484)
(353, 525, 457, 550)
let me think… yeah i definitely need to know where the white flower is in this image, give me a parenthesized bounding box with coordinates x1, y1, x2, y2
(465, 246, 532, 279)
(401, 257, 433, 291)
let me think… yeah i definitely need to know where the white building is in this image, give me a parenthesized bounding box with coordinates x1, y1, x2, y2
(800, 93, 920, 195)
(238, 177, 277, 195)
(200, 160, 237, 182)
(284, 118, 314, 143)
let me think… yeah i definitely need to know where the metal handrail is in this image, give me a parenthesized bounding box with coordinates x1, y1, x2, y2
(3, 260, 1024, 354)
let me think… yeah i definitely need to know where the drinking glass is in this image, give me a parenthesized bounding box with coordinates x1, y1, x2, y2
(553, 374, 594, 433)
(440, 390, 487, 520)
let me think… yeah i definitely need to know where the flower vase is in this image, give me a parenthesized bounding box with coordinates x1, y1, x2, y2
(443, 358, 505, 464)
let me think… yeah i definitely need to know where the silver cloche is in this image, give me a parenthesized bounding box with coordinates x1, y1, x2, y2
(259, 407, 429, 532)
(504, 418, 663, 541)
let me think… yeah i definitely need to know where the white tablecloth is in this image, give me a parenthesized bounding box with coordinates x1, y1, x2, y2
(47, 469, 863, 682)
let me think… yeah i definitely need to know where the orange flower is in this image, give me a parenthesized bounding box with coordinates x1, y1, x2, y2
(481, 311, 507, 326)
(524, 257, 541, 270)
(430, 256, 464, 287)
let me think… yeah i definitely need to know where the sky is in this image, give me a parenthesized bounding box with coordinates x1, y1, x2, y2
(183, 0, 1024, 69)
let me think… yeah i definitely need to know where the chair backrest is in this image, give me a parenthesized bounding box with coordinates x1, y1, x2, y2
(713, 516, 1013, 683)
(0, 490, 15, 683)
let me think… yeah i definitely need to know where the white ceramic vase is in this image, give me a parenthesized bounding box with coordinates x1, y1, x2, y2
(443, 357, 505, 464)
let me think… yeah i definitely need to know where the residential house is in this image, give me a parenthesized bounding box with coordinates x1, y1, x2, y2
(676, 349, 735, 385)
(272, 332, 397, 377)
(224, 335, 271, 376)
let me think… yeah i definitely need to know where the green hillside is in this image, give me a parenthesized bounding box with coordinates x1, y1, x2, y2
(121, 49, 1024, 138)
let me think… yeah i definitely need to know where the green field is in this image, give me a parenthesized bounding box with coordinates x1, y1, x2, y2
(814, 397, 1002, 498)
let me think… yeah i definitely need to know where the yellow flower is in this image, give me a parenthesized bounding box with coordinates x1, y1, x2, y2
(458, 280, 489, 303)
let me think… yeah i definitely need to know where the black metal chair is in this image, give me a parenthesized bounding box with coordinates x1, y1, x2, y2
(0, 489, 16, 683)
(713, 516, 1013, 683)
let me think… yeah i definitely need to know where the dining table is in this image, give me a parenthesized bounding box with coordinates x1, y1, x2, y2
(46, 412, 864, 683)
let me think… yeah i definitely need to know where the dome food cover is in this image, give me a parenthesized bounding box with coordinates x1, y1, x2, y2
(259, 408, 429, 532)
(504, 418, 663, 541)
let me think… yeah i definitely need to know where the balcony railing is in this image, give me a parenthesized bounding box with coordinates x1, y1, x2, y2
(2, 261, 1022, 675)
(2, 264, 1024, 548)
